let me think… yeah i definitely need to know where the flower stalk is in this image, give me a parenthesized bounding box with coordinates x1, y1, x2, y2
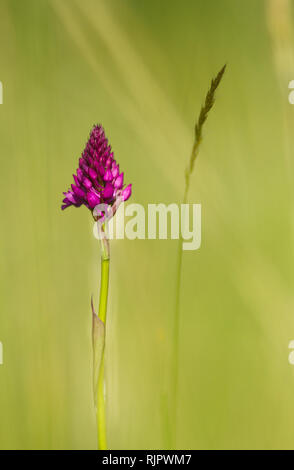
(95, 223, 110, 450)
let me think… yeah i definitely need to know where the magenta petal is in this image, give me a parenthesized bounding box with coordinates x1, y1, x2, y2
(83, 177, 92, 189)
(77, 168, 83, 182)
(93, 161, 99, 172)
(71, 184, 85, 199)
(73, 174, 80, 186)
(102, 183, 114, 199)
(104, 169, 113, 182)
(106, 157, 112, 168)
(88, 168, 97, 181)
(112, 164, 119, 179)
(87, 190, 100, 209)
(82, 163, 89, 175)
(122, 184, 132, 201)
(98, 165, 105, 177)
(64, 191, 76, 204)
(114, 172, 124, 189)
(79, 158, 86, 168)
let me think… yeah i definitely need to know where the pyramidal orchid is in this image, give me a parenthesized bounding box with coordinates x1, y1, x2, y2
(62, 124, 132, 215)
(61, 124, 132, 450)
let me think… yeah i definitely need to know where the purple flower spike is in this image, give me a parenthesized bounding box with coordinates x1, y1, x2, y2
(61, 124, 132, 219)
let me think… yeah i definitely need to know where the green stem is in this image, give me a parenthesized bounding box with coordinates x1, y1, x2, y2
(98, 257, 110, 325)
(97, 350, 107, 450)
(96, 231, 110, 450)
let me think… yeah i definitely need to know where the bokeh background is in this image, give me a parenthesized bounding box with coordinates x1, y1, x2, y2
(0, 0, 294, 450)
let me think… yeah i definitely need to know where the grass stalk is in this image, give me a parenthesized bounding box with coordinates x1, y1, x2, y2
(170, 65, 226, 448)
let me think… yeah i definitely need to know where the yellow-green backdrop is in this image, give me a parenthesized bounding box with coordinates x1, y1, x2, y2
(0, 0, 294, 450)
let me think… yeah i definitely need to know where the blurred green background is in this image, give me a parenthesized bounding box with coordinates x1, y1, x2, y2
(0, 0, 294, 450)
